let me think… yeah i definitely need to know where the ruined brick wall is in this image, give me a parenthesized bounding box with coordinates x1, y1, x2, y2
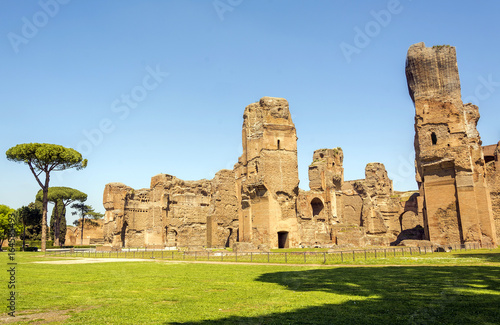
(103, 176, 211, 248)
(485, 142, 500, 240)
(207, 169, 239, 248)
(300, 150, 419, 247)
(296, 148, 344, 246)
(103, 47, 500, 249)
(65, 220, 104, 246)
(308, 148, 344, 191)
(103, 182, 132, 247)
(103, 97, 303, 250)
(236, 97, 300, 249)
(406, 42, 497, 246)
(339, 163, 417, 246)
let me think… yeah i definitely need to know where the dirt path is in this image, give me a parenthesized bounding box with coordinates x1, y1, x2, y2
(33, 258, 157, 264)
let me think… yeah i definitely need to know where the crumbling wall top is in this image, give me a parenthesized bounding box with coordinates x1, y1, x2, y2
(243, 97, 294, 137)
(405, 42, 461, 102)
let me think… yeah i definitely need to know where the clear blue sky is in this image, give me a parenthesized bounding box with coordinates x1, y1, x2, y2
(1, 0, 499, 224)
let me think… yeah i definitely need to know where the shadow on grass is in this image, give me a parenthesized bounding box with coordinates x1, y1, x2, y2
(172, 266, 500, 324)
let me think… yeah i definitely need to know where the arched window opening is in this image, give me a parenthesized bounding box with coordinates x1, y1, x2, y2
(319, 153, 324, 158)
(311, 198, 324, 217)
(277, 139, 280, 150)
(166, 227, 178, 247)
(431, 132, 437, 145)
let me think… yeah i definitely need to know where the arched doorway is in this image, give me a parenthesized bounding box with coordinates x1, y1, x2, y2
(311, 198, 324, 217)
(165, 227, 178, 247)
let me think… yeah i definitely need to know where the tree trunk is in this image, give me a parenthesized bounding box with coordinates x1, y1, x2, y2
(41, 184, 48, 252)
(22, 218, 26, 252)
(54, 200, 60, 247)
(80, 208, 84, 246)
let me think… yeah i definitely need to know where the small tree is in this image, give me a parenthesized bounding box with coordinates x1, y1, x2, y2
(0, 205, 21, 250)
(71, 204, 103, 245)
(50, 199, 66, 244)
(36, 187, 87, 246)
(17, 204, 43, 251)
(6, 143, 87, 251)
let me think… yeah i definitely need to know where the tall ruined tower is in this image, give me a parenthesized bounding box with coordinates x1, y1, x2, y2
(235, 97, 300, 249)
(406, 42, 497, 246)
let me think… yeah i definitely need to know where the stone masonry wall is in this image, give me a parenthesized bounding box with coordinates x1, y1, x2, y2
(485, 142, 500, 240)
(101, 48, 498, 249)
(406, 42, 497, 246)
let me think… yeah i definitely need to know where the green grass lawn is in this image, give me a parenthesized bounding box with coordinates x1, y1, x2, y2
(2, 249, 500, 324)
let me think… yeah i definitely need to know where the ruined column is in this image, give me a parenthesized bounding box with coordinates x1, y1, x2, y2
(103, 182, 132, 247)
(485, 142, 500, 240)
(236, 97, 300, 249)
(406, 42, 497, 246)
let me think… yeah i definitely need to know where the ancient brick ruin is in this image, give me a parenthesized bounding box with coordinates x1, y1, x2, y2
(406, 42, 498, 246)
(102, 43, 498, 249)
(484, 142, 500, 240)
(65, 219, 104, 246)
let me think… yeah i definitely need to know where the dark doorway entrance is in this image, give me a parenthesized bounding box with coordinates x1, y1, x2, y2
(225, 228, 233, 248)
(278, 231, 289, 248)
(121, 221, 128, 247)
(311, 198, 324, 216)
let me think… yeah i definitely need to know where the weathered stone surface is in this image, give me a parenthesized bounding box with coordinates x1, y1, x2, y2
(303, 154, 419, 246)
(406, 42, 497, 246)
(364, 162, 393, 197)
(102, 176, 212, 248)
(339, 164, 417, 244)
(157, 176, 212, 248)
(400, 210, 420, 231)
(308, 148, 344, 191)
(397, 239, 432, 247)
(103, 182, 132, 247)
(295, 148, 345, 247)
(65, 220, 104, 246)
(232, 242, 260, 252)
(103, 97, 422, 250)
(331, 225, 366, 247)
(485, 142, 500, 240)
(207, 169, 239, 248)
(235, 97, 300, 249)
(100, 48, 497, 250)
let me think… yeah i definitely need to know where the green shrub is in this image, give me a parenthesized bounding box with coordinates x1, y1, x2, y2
(20, 246, 38, 252)
(16, 240, 54, 248)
